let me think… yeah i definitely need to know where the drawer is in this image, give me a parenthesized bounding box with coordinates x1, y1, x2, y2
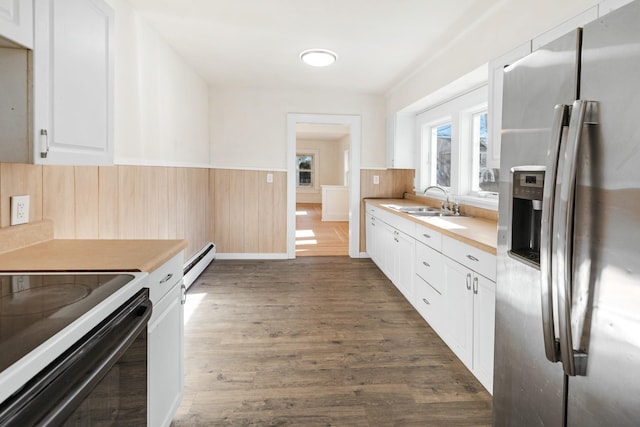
(414, 274, 444, 333)
(415, 241, 445, 294)
(415, 223, 442, 251)
(442, 236, 496, 281)
(367, 204, 415, 236)
(148, 253, 183, 304)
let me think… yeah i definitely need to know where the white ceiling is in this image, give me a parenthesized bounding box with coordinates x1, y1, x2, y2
(125, 0, 497, 95)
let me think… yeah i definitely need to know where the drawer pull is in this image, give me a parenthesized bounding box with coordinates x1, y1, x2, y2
(466, 273, 472, 290)
(422, 298, 431, 306)
(423, 233, 431, 239)
(422, 261, 430, 267)
(181, 283, 187, 305)
(466, 254, 479, 262)
(160, 273, 174, 284)
(473, 277, 479, 295)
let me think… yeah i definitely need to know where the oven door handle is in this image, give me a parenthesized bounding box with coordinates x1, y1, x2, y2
(0, 290, 152, 427)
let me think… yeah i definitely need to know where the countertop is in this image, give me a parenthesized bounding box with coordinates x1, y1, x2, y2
(0, 239, 187, 272)
(365, 198, 498, 254)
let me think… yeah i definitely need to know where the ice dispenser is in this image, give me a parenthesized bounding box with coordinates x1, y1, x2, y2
(509, 167, 545, 266)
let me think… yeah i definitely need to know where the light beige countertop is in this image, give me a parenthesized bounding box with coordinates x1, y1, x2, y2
(0, 221, 187, 272)
(365, 198, 498, 255)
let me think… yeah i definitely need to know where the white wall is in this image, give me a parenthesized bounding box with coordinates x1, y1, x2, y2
(112, 0, 209, 166)
(386, 0, 600, 114)
(209, 87, 386, 170)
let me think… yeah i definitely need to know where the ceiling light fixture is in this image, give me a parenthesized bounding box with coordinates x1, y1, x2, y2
(300, 49, 338, 67)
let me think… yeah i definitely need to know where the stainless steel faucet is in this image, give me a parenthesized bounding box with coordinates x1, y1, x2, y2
(424, 185, 458, 215)
(424, 185, 450, 205)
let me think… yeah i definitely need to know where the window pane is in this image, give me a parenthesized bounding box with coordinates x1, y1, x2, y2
(432, 124, 451, 187)
(298, 171, 312, 186)
(297, 155, 312, 170)
(473, 112, 499, 192)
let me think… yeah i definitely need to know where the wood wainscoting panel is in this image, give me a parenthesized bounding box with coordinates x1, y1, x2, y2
(74, 166, 99, 239)
(43, 165, 75, 238)
(0, 163, 43, 228)
(117, 165, 139, 239)
(212, 168, 230, 252)
(182, 168, 210, 258)
(211, 169, 287, 254)
(98, 166, 119, 238)
(242, 171, 260, 253)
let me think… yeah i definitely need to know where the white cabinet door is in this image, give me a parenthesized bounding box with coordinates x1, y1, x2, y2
(148, 282, 184, 427)
(473, 275, 496, 393)
(33, 0, 114, 165)
(442, 256, 474, 369)
(0, 0, 33, 48)
(366, 213, 380, 265)
(392, 228, 414, 300)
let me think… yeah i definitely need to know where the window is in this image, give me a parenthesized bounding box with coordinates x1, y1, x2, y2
(296, 154, 315, 188)
(431, 123, 452, 187)
(471, 111, 499, 194)
(416, 85, 496, 209)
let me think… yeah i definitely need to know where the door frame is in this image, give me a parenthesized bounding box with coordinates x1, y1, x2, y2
(286, 113, 361, 258)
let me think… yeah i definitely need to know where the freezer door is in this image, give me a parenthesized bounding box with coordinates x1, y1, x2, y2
(567, 2, 640, 425)
(494, 30, 581, 426)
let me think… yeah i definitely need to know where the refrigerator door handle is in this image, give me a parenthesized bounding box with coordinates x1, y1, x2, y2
(555, 99, 595, 376)
(540, 103, 568, 364)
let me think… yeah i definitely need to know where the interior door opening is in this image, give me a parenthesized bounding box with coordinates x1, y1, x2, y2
(286, 114, 361, 259)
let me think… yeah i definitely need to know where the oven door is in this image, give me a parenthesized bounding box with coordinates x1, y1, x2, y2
(0, 288, 151, 426)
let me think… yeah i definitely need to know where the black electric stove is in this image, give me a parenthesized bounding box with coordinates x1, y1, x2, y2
(0, 274, 135, 375)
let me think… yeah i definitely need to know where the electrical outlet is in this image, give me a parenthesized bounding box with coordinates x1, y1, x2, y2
(11, 276, 30, 293)
(373, 175, 380, 185)
(10, 195, 30, 226)
(266, 173, 274, 183)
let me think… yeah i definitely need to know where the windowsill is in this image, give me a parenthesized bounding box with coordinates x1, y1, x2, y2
(411, 192, 499, 211)
(455, 194, 499, 211)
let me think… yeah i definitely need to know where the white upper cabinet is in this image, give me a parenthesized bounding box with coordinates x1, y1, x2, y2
(386, 113, 415, 169)
(0, 0, 33, 48)
(33, 0, 114, 165)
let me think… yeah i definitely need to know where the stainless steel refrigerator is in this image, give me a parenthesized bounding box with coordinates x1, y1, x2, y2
(494, 1, 640, 425)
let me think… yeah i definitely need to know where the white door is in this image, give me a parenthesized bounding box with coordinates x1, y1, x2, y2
(0, 0, 33, 48)
(443, 256, 474, 368)
(473, 275, 496, 393)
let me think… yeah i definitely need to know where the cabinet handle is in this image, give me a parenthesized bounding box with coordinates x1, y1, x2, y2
(473, 277, 478, 294)
(422, 261, 430, 267)
(40, 129, 49, 158)
(394, 237, 399, 243)
(160, 273, 174, 284)
(423, 233, 431, 239)
(181, 283, 187, 305)
(422, 298, 431, 306)
(466, 273, 472, 290)
(466, 254, 479, 262)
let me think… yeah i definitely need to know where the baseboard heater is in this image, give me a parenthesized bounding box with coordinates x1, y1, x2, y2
(183, 242, 216, 290)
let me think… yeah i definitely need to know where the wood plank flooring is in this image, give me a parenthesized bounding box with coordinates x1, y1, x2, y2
(171, 257, 492, 426)
(296, 203, 349, 256)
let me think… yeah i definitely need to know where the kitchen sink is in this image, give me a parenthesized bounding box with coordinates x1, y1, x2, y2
(393, 205, 462, 217)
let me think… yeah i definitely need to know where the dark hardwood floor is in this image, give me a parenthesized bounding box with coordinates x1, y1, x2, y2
(171, 257, 492, 426)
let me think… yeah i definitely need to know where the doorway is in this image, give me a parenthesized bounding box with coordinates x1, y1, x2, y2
(286, 114, 361, 259)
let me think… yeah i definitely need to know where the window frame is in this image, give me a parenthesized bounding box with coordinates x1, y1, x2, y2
(415, 85, 497, 209)
(295, 150, 319, 192)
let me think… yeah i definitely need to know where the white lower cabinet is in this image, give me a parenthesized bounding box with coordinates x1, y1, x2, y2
(364, 203, 496, 393)
(147, 253, 185, 427)
(365, 204, 414, 300)
(442, 236, 496, 393)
